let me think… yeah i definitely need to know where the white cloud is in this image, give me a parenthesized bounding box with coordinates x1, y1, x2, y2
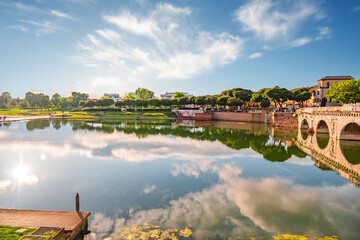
(143, 185, 157, 194)
(14, 2, 40, 12)
(10, 25, 28, 32)
(20, 20, 63, 36)
(76, 3, 243, 90)
(0, 131, 9, 138)
(248, 52, 262, 59)
(235, 0, 320, 40)
(60, 0, 96, 4)
(95, 29, 122, 42)
(50, 9, 74, 20)
(319, 27, 330, 36)
(288, 37, 312, 48)
(235, 0, 329, 51)
(155, 3, 191, 16)
(315, 27, 331, 40)
(0, 180, 11, 190)
(353, 6, 360, 12)
(103, 12, 160, 39)
(89, 166, 360, 239)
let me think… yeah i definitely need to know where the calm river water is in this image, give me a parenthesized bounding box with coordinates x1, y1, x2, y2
(0, 119, 360, 239)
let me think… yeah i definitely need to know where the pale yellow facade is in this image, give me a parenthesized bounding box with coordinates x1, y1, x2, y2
(306, 76, 354, 106)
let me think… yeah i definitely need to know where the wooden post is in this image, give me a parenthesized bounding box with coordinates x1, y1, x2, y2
(76, 193, 80, 212)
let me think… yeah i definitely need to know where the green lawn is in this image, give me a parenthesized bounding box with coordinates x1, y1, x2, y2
(0, 226, 36, 240)
(0, 109, 64, 116)
(0, 108, 176, 119)
(66, 111, 172, 119)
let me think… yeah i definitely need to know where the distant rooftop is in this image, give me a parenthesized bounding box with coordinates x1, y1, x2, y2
(318, 76, 354, 81)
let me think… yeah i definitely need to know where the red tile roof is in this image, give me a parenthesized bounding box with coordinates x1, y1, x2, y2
(319, 76, 354, 81)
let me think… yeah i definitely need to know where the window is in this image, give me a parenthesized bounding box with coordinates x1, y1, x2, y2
(327, 82, 330, 87)
(317, 91, 320, 95)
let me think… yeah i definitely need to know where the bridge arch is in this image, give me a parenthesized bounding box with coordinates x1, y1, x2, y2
(300, 118, 309, 140)
(300, 119, 309, 129)
(339, 122, 360, 141)
(316, 120, 330, 134)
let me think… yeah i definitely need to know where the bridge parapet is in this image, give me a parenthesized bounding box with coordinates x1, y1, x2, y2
(297, 103, 360, 117)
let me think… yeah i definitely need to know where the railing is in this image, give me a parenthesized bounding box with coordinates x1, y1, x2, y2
(298, 103, 360, 116)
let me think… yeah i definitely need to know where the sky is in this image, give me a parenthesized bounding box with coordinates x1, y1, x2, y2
(0, 0, 360, 98)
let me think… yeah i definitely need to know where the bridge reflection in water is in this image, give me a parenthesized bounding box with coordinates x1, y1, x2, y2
(296, 127, 360, 188)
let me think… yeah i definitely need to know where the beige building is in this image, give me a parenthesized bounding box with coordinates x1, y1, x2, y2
(307, 76, 354, 106)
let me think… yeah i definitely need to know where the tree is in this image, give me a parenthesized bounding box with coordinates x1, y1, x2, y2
(85, 100, 96, 108)
(135, 87, 155, 100)
(264, 88, 293, 111)
(326, 79, 360, 104)
(250, 88, 270, 109)
(123, 99, 135, 108)
(134, 99, 148, 111)
(188, 96, 196, 104)
(292, 88, 311, 107)
(38, 94, 51, 109)
(51, 93, 61, 108)
(0, 92, 12, 108)
(18, 99, 28, 109)
(95, 99, 104, 108)
(160, 99, 172, 107)
(233, 89, 253, 102)
(217, 96, 229, 109)
(25, 92, 37, 109)
(124, 88, 155, 100)
(205, 95, 218, 108)
(69, 92, 89, 108)
(195, 96, 205, 108)
(60, 97, 69, 108)
(227, 97, 244, 111)
(148, 99, 161, 109)
(124, 92, 136, 100)
(101, 97, 115, 108)
(24, 92, 50, 110)
(177, 97, 188, 107)
(115, 101, 123, 108)
(173, 92, 185, 99)
(79, 100, 86, 107)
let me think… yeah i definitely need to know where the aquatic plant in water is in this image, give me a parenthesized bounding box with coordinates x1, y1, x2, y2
(272, 234, 339, 240)
(104, 223, 192, 240)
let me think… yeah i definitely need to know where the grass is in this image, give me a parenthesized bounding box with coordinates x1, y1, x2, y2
(0, 226, 36, 240)
(0, 108, 177, 120)
(65, 111, 173, 119)
(0, 109, 62, 116)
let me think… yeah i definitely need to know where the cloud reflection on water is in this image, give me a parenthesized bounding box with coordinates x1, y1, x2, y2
(90, 164, 360, 239)
(1, 121, 359, 239)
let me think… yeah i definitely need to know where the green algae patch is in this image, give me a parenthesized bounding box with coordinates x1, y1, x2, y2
(0, 226, 36, 240)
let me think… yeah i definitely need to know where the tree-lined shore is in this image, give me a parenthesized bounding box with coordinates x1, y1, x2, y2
(1, 79, 359, 112)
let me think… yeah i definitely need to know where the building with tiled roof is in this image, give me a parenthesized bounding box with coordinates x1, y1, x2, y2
(307, 75, 354, 106)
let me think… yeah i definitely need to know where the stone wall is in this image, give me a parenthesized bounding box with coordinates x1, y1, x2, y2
(212, 111, 267, 123)
(268, 112, 298, 128)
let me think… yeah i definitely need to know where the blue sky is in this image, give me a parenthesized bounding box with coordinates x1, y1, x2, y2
(1, 0, 359, 98)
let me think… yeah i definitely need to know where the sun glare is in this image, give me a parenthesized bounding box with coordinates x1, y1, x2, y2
(13, 165, 28, 179)
(12, 165, 39, 185)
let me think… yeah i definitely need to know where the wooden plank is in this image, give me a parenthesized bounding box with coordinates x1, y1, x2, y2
(0, 209, 90, 231)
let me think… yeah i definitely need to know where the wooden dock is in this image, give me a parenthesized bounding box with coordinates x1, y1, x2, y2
(0, 209, 90, 231)
(0, 194, 91, 240)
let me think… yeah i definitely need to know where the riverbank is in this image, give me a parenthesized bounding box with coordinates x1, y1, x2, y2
(0, 110, 177, 123)
(0, 109, 298, 128)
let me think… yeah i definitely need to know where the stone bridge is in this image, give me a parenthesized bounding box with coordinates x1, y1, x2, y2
(297, 104, 360, 140)
(295, 128, 360, 188)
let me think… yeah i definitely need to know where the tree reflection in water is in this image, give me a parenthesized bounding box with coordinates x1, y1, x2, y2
(26, 119, 308, 163)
